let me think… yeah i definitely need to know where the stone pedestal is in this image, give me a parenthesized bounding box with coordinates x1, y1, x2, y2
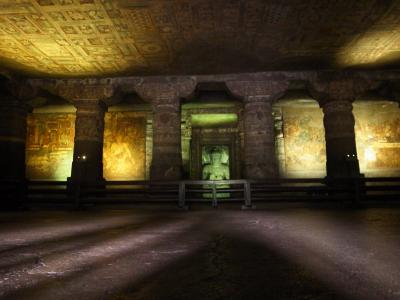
(0, 100, 29, 181)
(70, 101, 106, 184)
(322, 100, 359, 178)
(151, 99, 182, 180)
(243, 96, 277, 179)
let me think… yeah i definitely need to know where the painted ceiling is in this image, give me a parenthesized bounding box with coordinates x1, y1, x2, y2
(0, 0, 400, 77)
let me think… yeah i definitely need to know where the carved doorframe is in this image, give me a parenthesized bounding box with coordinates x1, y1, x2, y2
(190, 127, 241, 179)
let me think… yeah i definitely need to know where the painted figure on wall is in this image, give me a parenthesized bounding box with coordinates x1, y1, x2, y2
(354, 102, 400, 176)
(26, 113, 75, 180)
(103, 112, 146, 180)
(282, 106, 326, 178)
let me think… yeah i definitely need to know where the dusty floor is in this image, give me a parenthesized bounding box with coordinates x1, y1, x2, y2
(0, 205, 400, 300)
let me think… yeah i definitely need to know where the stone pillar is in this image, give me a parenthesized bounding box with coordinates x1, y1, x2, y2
(322, 100, 358, 178)
(226, 80, 288, 179)
(309, 74, 377, 178)
(243, 96, 277, 178)
(56, 82, 115, 184)
(0, 80, 35, 182)
(151, 96, 182, 180)
(70, 100, 107, 183)
(135, 78, 196, 181)
(0, 100, 30, 181)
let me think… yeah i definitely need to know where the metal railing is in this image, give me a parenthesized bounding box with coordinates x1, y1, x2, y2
(178, 179, 252, 209)
(0, 177, 399, 209)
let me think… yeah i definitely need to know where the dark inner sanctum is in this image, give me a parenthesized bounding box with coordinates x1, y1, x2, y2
(1, 1, 400, 300)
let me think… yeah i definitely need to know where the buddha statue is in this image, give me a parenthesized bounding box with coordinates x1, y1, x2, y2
(202, 147, 230, 180)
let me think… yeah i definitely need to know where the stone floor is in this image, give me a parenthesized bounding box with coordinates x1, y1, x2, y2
(0, 205, 400, 300)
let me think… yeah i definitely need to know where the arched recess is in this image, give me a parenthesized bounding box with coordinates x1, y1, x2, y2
(273, 88, 326, 178)
(102, 92, 152, 180)
(353, 90, 400, 177)
(26, 91, 76, 180)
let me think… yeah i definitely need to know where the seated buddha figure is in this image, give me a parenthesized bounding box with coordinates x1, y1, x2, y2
(202, 148, 230, 180)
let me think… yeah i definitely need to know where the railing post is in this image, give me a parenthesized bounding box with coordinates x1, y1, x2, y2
(242, 180, 255, 210)
(352, 176, 363, 207)
(212, 181, 218, 208)
(73, 180, 82, 210)
(17, 179, 28, 209)
(178, 181, 188, 210)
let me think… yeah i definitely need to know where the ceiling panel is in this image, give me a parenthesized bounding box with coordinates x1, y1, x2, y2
(0, 0, 399, 77)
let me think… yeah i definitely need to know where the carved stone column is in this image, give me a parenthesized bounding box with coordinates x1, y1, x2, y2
(322, 101, 358, 178)
(0, 80, 34, 181)
(135, 78, 196, 180)
(151, 97, 182, 180)
(57, 83, 114, 183)
(309, 74, 377, 178)
(71, 100, 107, 182)
(226, 80, 288, 179)
(0, 100, 30, 181)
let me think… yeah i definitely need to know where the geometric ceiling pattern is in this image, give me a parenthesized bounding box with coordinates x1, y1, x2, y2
(0, 0, 400, 78)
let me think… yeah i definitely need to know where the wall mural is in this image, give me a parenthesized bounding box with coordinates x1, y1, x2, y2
(26, 113, 75, 180)
(103, 112, 147, 180)
(354, 102, 400, 177)
(281, 106, 326, 178)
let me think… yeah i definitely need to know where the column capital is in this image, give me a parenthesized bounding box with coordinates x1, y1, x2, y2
(56, 81, 115, 102)
(135, 77, 196, 107)
(308, 73, 378, 104)
(322, 100, 353, 115)
(225, 80, 289, 103)
(74, 100, 106, 143)
(74, 99, 107, 113)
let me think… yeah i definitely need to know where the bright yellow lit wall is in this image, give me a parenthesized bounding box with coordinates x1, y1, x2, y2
(103, 112, 147, 180)
(26, 113, 75, 180)
(281, 106, 327, 178)
(354, 102, 400, 177)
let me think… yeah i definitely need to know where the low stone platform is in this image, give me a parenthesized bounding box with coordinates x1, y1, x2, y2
(0, 206, 400, 300)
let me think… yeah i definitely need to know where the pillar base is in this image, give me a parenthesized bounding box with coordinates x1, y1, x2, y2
(0, 178, 28, 211)
(67, 176, 106, 187)
(241, 204, 256, 210)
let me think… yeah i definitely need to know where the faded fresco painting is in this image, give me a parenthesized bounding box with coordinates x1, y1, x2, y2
(103, 112, 147, 180)
(282, 106, 326, 178)
(354, 102, 400, 177)
(26, 113, 75, 180)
